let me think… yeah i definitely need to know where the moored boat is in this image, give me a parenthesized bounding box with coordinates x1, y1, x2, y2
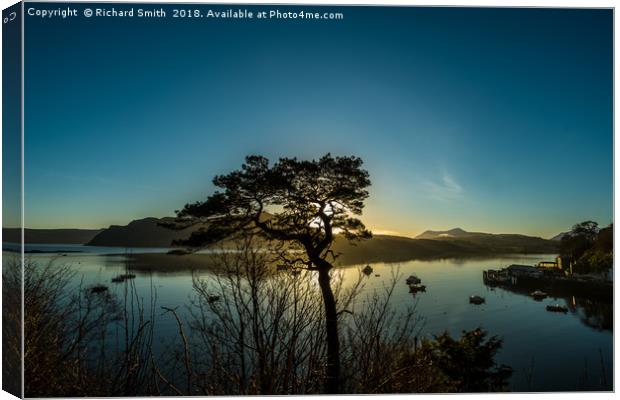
(469, 295, 485, 305)
(90, 285, 109, 294)
(546, 304, 568, 313)
(530, 290, 548, 300)
(111, 273, 137, 283)
(409, 283, 426, 293)
(406, 275, 421, 285)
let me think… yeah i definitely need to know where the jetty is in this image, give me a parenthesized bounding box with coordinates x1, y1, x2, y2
(482, 263, 612, 300)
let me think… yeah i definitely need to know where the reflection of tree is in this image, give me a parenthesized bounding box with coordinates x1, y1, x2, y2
(569, 297, 612, 331)
(481, 278, 612, 332)
(448, 258, 467, 266)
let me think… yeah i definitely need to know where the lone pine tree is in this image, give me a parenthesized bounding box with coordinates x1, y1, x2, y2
(169, 154, 372, 393)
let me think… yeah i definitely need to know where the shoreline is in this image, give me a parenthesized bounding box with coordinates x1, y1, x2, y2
(484, 270, 613, 300)
(120, 250, 561, 273)
(4, 246, 562, 272)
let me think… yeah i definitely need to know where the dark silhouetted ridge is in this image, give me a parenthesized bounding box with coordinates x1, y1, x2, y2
(3, 228, 103, 244)
(86, 217, 208, 247)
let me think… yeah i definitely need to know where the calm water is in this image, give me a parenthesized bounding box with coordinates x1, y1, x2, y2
(7, 245, 613, 392)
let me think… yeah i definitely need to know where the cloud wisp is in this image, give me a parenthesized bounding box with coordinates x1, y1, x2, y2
(422, 172, 464, 202)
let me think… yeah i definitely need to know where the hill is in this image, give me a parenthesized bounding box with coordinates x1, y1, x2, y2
(15, 219, 559, 263)
(333, 232, 558, 265)
(3, 228, 103, 244)
(414, 228, 557, 253)
(415, 228, 471, 239)
(86, 217, 206, 247)
(550, 232, 569, 241)
(125, 232, 559, 271)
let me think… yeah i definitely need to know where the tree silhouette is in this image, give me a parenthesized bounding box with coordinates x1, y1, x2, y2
(569, 220, 599, 242)
(560, 220, 600, 264)
(169, 154, 372, 393)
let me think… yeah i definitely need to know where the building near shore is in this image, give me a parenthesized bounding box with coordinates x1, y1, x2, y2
(537, 256, 563, 269)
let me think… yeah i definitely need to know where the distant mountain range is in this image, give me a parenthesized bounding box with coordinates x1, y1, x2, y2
(3, 219, 560, 263)
(333, 231, 558, 265)
(406, 227, 558, 259)
(418, 227, 566, 242)
(415, 227, 471, 239)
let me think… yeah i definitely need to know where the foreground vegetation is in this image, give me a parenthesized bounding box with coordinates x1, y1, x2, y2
(4, 237, 514, 396)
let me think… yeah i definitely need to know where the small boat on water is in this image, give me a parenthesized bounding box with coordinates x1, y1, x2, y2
(111, 273, 137, 283)
(362, 265, 373, 275)
(409, 284, 426, 293)
(90, 285, 109, 294)
(546, 304, 568, 313)
(469, 295, 485, 305)
(406, 275, 421, 285)
(530, 290, 548, 300)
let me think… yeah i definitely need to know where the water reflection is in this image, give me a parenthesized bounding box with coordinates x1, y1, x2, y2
(570, 297, 612, 331)
(481, 275, 612, 331)
(8, 249, 613, 392)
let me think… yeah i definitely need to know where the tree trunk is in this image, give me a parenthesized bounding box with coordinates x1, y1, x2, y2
(317, 267, 340, 394)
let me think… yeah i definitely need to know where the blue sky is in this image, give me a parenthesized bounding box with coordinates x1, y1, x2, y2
(21, 5, 612, 238)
